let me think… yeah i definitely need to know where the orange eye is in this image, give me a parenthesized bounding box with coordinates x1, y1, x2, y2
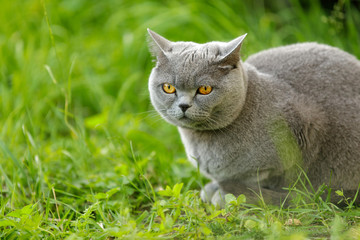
(162, 83, 176, 94)
(198, 85, 212, 95)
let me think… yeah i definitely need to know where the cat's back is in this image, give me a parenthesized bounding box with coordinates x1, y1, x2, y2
(245, 42, 360, 99)
(246, 42, 360, 189)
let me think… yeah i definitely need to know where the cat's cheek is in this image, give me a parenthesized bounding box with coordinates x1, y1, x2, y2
(194, 92, 219, 109)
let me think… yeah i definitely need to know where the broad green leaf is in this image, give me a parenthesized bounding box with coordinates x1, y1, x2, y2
(7, 209, 22, 218)
(94, 192, 107, 200)
(172, 183, 183, 198)
(106, 187, 120, 198)
(0, 219, 15, 227)
(84, 109, 109, 129)
(237, 194, 246, 204)
(225, 194, 237, 205)
(335, 190, 344, 197)
(244, 219, 258, 230)
(158, 186, 173, 197)
(7, 204, 35, 218)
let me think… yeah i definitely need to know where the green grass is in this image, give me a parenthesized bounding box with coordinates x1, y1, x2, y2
(1, 0, 360, 239)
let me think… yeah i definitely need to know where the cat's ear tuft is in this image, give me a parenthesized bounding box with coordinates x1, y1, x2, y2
(218, 33, 247, 67)
(147, 29, 172, 63)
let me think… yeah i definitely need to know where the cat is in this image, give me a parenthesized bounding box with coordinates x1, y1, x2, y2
(147, 28, 360, 207)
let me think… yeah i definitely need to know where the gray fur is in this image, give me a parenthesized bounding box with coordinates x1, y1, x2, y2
(147, 29, 360, 207)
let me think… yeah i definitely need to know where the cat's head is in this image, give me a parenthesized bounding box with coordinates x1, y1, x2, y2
(147, 29, 248, 130)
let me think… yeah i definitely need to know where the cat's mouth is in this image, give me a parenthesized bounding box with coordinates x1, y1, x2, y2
(177, 114, 208, 129)
(178, 115, 193, 124)
(174, 114, 198, 127)
(166, 110, 211, 129)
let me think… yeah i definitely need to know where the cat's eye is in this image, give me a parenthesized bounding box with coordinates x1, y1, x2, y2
(162, 83, 176, 94)
(198, 85, 213, 95)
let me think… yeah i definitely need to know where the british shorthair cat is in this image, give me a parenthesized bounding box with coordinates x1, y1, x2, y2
(147, 29, 360, 207)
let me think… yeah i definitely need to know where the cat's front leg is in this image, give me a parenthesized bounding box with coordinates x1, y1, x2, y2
(200, 181, 220, 203)
(200, 181, 235, 208)
(201, 180, 290, 208)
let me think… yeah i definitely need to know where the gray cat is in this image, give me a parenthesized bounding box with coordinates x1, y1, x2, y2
(147, 29, 360, 207)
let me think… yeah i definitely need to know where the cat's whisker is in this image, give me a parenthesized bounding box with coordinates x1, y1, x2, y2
(136, 108, 167, 115)
(144, 115, 168, 127)
(136, 110, 158, 115)
(134, 109, 166, 123)
(205, 117, 227, 138)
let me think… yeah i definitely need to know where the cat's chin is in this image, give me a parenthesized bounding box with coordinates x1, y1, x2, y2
(165, 116, 205, 130)
(170, 117, 223, 131)
(172, 117, 201, 129)
(163, 111, 231, 130)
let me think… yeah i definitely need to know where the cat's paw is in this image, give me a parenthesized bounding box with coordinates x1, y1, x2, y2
(210, 189, 226, 208)
(200, 182, 226, 208)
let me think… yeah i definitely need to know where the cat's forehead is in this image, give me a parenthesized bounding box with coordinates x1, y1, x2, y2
(168, 42, 222, 73)
(171, 42, 221, 61)
(172, 42, 220, 55)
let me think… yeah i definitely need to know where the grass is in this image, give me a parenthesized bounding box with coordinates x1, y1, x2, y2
(1, 0, 360, 239)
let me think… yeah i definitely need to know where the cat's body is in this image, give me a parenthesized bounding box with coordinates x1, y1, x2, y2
(147, 29, 360, 206)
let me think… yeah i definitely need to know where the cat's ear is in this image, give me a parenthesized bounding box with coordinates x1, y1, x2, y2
(218, 34, 247, 68)
(147, 29, 172, 63)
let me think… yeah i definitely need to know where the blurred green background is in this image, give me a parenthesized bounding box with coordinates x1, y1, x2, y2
(0, 0, 360, 237)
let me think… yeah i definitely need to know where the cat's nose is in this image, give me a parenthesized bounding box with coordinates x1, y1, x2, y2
(179, 104, 191, 113)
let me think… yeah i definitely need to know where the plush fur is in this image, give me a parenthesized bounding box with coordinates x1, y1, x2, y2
(147, 29, 360, 207)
